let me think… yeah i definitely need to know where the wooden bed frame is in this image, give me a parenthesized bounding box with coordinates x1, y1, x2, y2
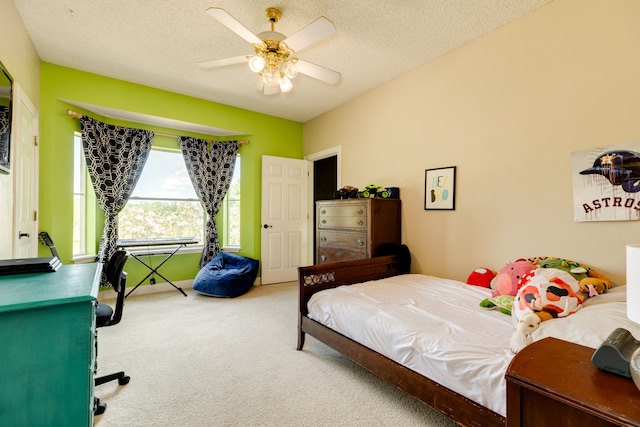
(297, 255, 505, 427)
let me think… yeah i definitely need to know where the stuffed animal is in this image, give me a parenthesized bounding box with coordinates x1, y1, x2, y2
(490, 259, 537, 297)
(513, 267, 583, 321)
(479, 295, 514, 315)
(527, 256, 611, 297)
(509, 267, 584, 352)
(466, 267, 495, 288)
(488, 257, 613, 353)
(509, 312, 541, 353)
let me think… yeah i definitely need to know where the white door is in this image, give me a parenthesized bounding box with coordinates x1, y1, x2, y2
(261, 155, 309, 284)
(13, 84, 39, 258)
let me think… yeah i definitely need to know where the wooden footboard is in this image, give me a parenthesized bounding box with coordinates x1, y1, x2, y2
(297, 256, 505, 427)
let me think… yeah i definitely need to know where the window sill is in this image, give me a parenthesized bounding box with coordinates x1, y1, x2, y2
(73, 254, 98, 264)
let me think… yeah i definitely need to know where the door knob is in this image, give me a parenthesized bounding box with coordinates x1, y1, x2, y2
(263, 224, 273, 229)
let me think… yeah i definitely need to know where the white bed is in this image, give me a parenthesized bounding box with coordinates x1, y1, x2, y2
(306, 273, 638, 417)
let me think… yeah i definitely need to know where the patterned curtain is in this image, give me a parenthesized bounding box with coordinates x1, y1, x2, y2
(179, 137, 238, 267)
(80, 116, 154, 263)
(0, 106, 9, 164)
(0, 106, 8, 135)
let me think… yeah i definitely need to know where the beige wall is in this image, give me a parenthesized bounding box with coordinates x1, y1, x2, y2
(304, 0, 640, 285)
(0, 0, 40, 258)
(0, 0, 40, 107)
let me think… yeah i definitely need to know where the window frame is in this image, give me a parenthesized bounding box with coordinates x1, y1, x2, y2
(221, 155, 241, 251)
(117, 146, 205, 253)
(72, 133, 86, 257)
(73, 141, 241, 258)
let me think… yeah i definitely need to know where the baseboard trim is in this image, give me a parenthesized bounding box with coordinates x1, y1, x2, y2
(98, 279, 194, 301)
(98, 276, 263, 300)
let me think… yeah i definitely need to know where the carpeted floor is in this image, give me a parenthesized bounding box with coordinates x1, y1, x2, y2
(93, 282, 457, 426)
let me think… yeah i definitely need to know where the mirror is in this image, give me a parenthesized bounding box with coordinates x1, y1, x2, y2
(0, 61, 13, 174)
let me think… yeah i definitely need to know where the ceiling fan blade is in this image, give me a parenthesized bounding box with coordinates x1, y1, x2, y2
(197, 56, 249, 69)
(283, 17, 336, 52)
(206, 7, 263, 45)
(295, 59, 341, 85)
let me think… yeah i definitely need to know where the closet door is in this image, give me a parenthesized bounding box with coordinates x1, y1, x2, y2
(261, 155, 310, 284)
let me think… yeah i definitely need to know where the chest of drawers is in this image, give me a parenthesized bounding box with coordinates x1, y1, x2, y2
(506, 337, 640, 426)
(316, 198, 401, 264)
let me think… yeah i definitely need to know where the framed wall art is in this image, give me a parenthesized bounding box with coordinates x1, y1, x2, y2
(571, 141, 640, 222)
(424, 166, 456, 210)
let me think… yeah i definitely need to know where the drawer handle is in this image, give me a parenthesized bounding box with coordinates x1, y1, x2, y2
(320, 255, 326, 261)
(321, 219, 326, 224)
(358, 220, 364, 226)
(357, 209, 364, 214)
(320, 236, 327, 242)
(321, 209, 326, 214)
(356, 240, 364, 246)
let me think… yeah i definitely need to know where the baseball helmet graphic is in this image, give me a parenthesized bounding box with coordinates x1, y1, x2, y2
(579, 150, 640, 193)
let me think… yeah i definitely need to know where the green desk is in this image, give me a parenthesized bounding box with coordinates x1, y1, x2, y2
(0, 262, 102, 427)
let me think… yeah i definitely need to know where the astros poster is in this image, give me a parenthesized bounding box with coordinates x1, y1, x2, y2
(571, 141, 640, 222)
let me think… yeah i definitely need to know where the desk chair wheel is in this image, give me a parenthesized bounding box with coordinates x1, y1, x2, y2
(94, 398, 107, 416)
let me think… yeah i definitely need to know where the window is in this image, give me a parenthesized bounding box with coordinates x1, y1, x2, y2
(118, 148, 204, 242)
(72, 134, 86, 256)
(223, 156, 240, 248)
(73, 142, 241, 254)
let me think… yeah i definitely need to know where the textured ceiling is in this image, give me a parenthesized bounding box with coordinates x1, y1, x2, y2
(14, 0, 553, 123)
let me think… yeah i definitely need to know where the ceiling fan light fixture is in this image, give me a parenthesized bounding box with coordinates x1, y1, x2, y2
(281, 60, 298, 79)
(252, 74, 264, 91)
(248, 55, 266, 73)
(202, 7, 340, 96)
(279, 75, 293, 93)
(263, 84, 279, 96)
(262, 67, 280, 87)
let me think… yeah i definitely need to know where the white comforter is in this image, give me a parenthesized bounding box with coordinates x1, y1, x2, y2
(307, 274, 639, 416)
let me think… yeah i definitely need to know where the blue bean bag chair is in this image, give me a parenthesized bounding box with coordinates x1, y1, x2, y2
(193, 252, 259, 298)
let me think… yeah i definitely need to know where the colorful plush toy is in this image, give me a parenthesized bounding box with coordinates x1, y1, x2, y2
(481, 256, 613, 353)
(509, 313, 541, 353)
(479, 295, 514, 315)
(527, 256, 611, 297)
(490, 259, 537, 297)
(513, 268, 584, 321)
(466, 267, 495, 288)
(509, 267, 584, 352)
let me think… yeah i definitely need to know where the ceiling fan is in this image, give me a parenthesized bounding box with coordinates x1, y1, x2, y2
(198, 7, 341, 95)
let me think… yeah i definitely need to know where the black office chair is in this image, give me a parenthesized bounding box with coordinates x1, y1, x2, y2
(94, 250, 131, 416)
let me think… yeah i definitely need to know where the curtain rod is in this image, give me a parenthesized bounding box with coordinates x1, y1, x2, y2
(66, 109, 249, 145)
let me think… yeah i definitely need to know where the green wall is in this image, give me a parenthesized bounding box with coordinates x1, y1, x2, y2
(39, 62, 303, 286)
